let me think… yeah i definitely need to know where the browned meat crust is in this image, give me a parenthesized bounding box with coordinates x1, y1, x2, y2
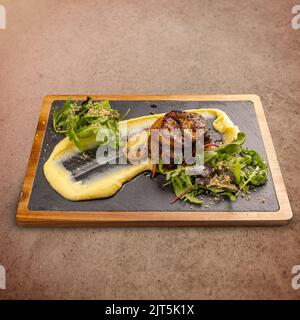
(149, 110, 211, 174)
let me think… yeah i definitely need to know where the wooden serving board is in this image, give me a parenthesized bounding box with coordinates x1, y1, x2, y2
(16, 95, 292, 227)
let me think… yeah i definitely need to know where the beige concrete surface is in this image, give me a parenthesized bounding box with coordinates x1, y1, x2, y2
(0, 0, 300, 299)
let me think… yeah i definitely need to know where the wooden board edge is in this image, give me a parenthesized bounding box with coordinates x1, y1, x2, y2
(16, 94, 293, 227)
(16, 96, 52, 222)
(16, 219, 289, 228)
(246, 95, 293, 222)
(16, 209, 292, 227)
(40, 94, 264, 102)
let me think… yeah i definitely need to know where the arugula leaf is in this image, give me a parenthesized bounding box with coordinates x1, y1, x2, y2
(228, 160, 242, 183)
(183, 192, 203, 204)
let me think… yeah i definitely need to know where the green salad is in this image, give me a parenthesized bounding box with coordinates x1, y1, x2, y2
(53, 97, 129, 151)
(159, 132, 268, 205)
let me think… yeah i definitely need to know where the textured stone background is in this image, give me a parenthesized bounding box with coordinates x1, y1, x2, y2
(0, 0, 299, 299)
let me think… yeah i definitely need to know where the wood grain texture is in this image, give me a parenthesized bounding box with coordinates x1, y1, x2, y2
(16, 95, 293, 227)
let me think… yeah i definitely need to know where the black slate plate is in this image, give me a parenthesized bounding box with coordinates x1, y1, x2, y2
(28, 100, 279, 212)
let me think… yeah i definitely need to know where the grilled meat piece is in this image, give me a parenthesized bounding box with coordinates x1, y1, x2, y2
(164, 111, 210, 142)
(149, 110, 211, 173)
(152, 110, 211, 143)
